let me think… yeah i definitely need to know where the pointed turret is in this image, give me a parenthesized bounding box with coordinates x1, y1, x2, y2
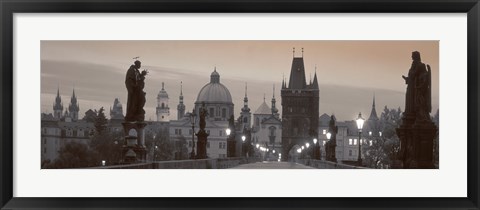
(312, 71, 319, 89)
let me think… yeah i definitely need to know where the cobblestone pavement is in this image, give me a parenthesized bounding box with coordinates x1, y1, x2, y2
(230, 161, 314, 169)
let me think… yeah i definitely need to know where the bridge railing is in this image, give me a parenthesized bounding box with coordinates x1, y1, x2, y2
(90, 157, 260, 169)
(297, 159, 367, 169)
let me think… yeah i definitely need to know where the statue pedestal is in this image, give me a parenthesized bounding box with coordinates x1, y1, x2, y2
(122, 121, 147, 163)
(195, 130, 209, 159)
(396, 117, 437, 169)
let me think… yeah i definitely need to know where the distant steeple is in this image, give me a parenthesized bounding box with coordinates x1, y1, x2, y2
(271, 84, 278, 115)
(368, 93, 379, 121)
(177, 81, 185, 120)
(68, 88, 79, 121)
(240, 82, 251, 128)
(242, 82, 250, 113)
(157, 82, 170, 122)
(53, 86, 63, 119)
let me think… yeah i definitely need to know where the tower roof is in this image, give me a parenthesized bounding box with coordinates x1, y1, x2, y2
(158, 82, 169, 98)
(254, 101, 271, 115)
(288, 57, 307, 89)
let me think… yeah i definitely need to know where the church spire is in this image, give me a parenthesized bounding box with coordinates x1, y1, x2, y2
(242, 82, 250, 113)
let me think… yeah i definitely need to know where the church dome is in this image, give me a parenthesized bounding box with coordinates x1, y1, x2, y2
(196, 68, 233, 103)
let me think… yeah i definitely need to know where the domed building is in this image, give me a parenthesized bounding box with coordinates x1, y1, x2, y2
(194, 68, 234, 121)
(169, 67, 235, 159)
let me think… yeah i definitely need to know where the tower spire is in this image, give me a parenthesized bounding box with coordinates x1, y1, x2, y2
(271, 84, 278, 115)
(301, 47, 304, 57)
(177, 81, 185, 120)
(273, 84, 275, 98)
(368, 93, 379, 121)
(180, 81, 183, 96)
(245, 82, 248, 97)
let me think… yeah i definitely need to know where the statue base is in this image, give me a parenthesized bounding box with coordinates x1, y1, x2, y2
(121, 121, 147, 163)
(195, 130, 209, 159)
(396, 118, 437, 169)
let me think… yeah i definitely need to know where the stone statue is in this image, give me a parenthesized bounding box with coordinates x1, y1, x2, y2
(326, 115, 338, 162)
(415, 64, 432, 122)
(396, 51, 436, 169)
(402, 51, 431, 118)
(401, 51, 431, 122)
(199, 102, 208, 130)
(125, 60, 148, 122)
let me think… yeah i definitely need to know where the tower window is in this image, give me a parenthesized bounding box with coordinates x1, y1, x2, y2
(243, 117, 247, 123)
(222, 108, 226, 118)
(161, 103, 165, 108)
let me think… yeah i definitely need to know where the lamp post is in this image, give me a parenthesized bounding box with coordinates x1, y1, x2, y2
(226, 128, 231, 157)
(326, 132, 331, 161)
(313, 138, 319, 160)
(152, 134, 156, 162)
(241, 135, 246, 157)
(356, 112, 365, 166)
(190, 109, 197, 159)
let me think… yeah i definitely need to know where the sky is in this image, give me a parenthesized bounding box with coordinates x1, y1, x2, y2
(41, 41, 439, 121)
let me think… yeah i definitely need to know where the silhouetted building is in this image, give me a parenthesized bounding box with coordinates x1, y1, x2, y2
(169, 68, 234, 158)
(281, 49, 319, 160)
(110, 98, 124, 120)
(251, 86, 282, 160)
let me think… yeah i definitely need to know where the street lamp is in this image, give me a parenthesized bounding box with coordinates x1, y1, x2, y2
(356, 112, 365, 166)
(190, 108, 197, 159)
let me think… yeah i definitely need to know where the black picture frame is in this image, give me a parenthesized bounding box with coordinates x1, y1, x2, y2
(1, 0, 479, 209)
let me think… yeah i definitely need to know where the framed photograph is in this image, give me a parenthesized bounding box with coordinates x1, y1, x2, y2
(1, 0, 479, 209)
